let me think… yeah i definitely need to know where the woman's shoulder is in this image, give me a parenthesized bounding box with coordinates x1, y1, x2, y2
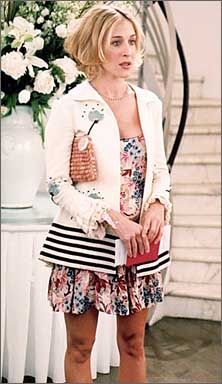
(53, 80, 98, 105)
(50, 89, 78, 111)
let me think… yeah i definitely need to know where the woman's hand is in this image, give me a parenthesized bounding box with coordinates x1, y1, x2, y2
(108, 209, 148, 258)
(140, 200, 165, 245)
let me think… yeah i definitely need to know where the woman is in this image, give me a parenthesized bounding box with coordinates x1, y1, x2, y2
(39, 4, 172, 383)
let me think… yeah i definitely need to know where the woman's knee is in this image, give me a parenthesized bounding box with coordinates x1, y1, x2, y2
(66, 336, 95, 364)
(117, 331, 145, 359)
(64, 308, 98, 364)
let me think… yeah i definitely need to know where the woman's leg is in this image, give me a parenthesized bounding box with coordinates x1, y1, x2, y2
(64, 307, 99, 383)
(117, 308, 148, 383)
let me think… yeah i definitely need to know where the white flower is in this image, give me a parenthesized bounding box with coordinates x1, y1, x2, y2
(1, 51, 27, 80)
(41, 8, 49, 17)
(25, 53, 48, 78)
(34, 4, 40, 12)
(37, 16, 44, 24)
(34, 70, 55, 94)
(55, 24, 67, 38)
(53, 56, 78, 84)
(1, 91, 5, 100)
(24, 36, 44, 55)
(18, 89, 31, 104)
(23, 36, 48, 78)
(10, 16, 34, 36)
(46, 20, 52, 28)
(8, 16, 41, 49)
(33, 36, 44, 51)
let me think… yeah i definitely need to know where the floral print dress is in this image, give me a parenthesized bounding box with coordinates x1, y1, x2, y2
(48, 135, 163, 315)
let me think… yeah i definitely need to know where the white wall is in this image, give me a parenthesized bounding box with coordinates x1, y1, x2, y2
(170, 0, 221, 99)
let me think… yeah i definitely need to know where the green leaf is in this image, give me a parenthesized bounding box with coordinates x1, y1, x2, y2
(23, 34, 34, 43)
(3, 0, 25, 23)
(11, 39, 20, 49)
(3, 93, 17, 113)
(30, 92, 52, 143)
(51, 64, 65, 83)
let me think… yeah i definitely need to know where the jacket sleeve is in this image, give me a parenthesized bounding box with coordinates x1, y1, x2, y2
(144, 98, 172, 224)
(45, 96, 110, 239)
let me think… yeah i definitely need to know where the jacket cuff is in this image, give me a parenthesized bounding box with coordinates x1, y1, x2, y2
(143, 195, 172, 224)
(85, 205, 110, 240)
(48, 177, 110, 240)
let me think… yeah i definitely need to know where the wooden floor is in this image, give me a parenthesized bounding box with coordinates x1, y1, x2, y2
(94, 317, 221, 384)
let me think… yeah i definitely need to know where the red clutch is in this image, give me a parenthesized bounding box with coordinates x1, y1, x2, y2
(126, 240, 160, 267)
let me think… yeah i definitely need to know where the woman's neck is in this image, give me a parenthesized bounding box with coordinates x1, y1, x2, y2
(90, 77, 128, 99)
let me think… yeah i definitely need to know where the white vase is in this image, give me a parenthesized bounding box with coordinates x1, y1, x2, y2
(1, 106, 45, 208)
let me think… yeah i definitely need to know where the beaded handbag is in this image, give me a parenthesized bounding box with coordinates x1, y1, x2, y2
(70, 119, 99, 183)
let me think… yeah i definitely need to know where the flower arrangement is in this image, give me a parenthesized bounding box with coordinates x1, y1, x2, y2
(1, 0, 133, 142)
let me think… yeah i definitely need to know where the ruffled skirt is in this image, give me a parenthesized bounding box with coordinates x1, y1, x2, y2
(48, 264, 163, 316)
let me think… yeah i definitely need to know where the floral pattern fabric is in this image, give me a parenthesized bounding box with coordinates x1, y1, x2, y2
(48, 135, 163, 315)
(120, 135, 147, 221)
(48, 265, 163, 316)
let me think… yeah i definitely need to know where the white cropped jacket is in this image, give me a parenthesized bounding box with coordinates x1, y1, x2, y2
(45, 80, 172, 239)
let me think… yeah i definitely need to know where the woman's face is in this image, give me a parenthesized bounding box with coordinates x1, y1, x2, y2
(102, 19, 138, 80)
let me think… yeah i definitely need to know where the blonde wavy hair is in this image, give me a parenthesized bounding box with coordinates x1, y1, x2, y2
(64, 5, 144, 80)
